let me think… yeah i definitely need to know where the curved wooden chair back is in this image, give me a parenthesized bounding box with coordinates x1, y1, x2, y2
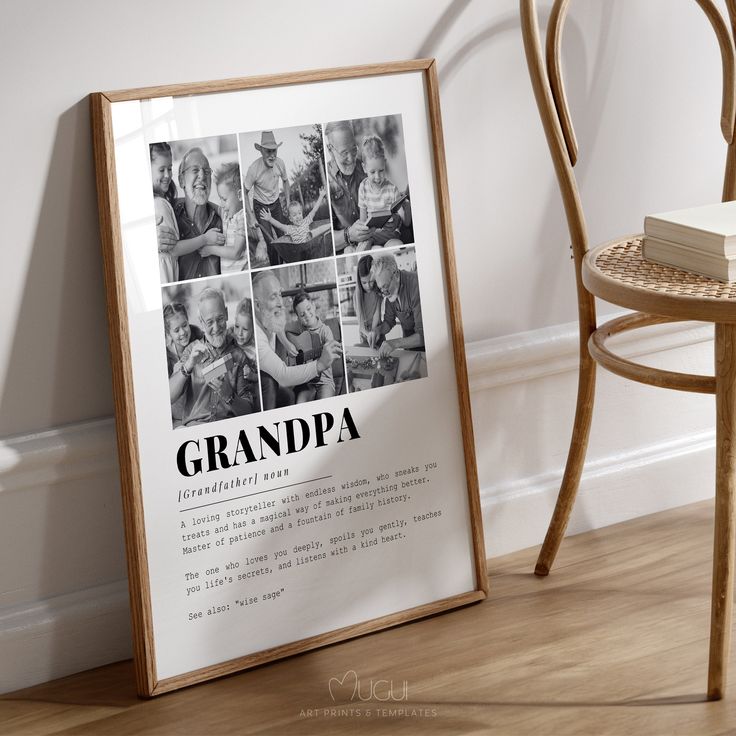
(520, 0, 736, 333)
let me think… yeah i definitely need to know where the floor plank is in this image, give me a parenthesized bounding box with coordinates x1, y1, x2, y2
(3, 501, 736, 735)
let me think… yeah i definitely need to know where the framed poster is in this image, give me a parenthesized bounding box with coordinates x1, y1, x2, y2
(91, 59, 487, 697)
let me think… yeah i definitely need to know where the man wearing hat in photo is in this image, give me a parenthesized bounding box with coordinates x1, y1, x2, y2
(244, 131, 291, 252)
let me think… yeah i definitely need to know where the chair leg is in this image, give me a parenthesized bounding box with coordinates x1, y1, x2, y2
(708, 323, 736, 700)
(535, 350, 597, 576)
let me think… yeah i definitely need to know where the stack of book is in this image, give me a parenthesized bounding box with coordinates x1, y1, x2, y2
(643, 200, 736, 281)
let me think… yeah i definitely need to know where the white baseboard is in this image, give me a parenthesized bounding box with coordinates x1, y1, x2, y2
(466, 313, 713, 391)
(0, 580, 131, 694)
(0, 417, 118, 497)
(482, 429, 715, 558)
(0, 315, 716, 693)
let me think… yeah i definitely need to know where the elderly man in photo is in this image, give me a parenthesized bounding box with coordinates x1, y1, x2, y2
(252, 271, 342, 409)
(372, 253, 424, 358)
(170, 288, 256, 426)
(158, 147, 225, 281)
(325, 120, 371, 252)
(244, 131, 290, 245)
(325, 120, 404, 252)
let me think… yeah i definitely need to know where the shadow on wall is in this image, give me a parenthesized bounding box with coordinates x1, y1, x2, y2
(414, 0, 620, 535)
(0, 100, 114, 438)
(416, 0, 474, 60)
(0, 100, 127, 683)
(419, 1, 619, 336)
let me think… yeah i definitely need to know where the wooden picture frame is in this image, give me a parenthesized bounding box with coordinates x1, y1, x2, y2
(91, 59, 487, 697)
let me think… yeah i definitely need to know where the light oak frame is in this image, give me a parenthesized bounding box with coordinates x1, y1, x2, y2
(90, 59, 487, 697)
(522, 0, 736, 700)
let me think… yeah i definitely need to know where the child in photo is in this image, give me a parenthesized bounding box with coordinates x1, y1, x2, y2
(232, 294, 294, 365)
(291, 292, 336, 403)
(355, 135, 410, 252)
(151, 143, 180, 283)
(200, 162, 248, 273)
(247, 208, 269, 269)
(353, 254, 382, 347)
(259, 188, 331, 244)
(230, 297, 261, 412)
(164, 301, 204, 373)
(231, 297, 257, 365)
(163, 302, 204, 425)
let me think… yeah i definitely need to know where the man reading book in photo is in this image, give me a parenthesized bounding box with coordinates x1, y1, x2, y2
(326, 120, 413, 252)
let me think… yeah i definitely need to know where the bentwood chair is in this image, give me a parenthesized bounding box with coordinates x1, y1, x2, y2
(522, 0, 736, 699)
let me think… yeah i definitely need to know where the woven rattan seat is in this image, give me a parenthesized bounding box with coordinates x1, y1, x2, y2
(585, 236, 736, 322)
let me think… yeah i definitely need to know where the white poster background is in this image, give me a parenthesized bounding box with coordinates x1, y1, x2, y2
(111, 70, 477, 681)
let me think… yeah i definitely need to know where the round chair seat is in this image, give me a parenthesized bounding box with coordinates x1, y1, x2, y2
(583, 236, 736, 323)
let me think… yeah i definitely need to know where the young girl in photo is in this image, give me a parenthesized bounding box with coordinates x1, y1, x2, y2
(353, 255, 382, 348)
(164, 301, 203, 373)
(356, 135, 409, 251)
(163, 302, 205, 425)
(232, 297, 257, 364)
(150, 143, 181, 283)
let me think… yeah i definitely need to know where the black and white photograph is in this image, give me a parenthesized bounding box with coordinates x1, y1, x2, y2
(162, 274, 260, 428)
(252, 260, 345, 409)
(150, 134, 250, 285)
(338, 247, 427, 392)
(326, 114, 414, 254)
(239, 124, 333, 268)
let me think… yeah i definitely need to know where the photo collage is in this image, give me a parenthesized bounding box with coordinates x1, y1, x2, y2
(151, 116, 428, 429)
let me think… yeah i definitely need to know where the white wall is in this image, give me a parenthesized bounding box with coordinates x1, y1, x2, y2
(0, 0, 727, 691)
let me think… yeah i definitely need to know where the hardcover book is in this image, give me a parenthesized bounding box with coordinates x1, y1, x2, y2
(645, 200, 736, 256)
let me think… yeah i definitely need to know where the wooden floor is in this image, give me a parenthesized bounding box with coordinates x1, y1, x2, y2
(3, 500, 736, 735)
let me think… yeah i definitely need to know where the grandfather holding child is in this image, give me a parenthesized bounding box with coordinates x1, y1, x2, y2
(326, 121, 406, 252)
(252, 271, 341, 409)
(170, 288, 255, 425)
(326, 120, 373, 251)
(157, 147, 225, 281)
